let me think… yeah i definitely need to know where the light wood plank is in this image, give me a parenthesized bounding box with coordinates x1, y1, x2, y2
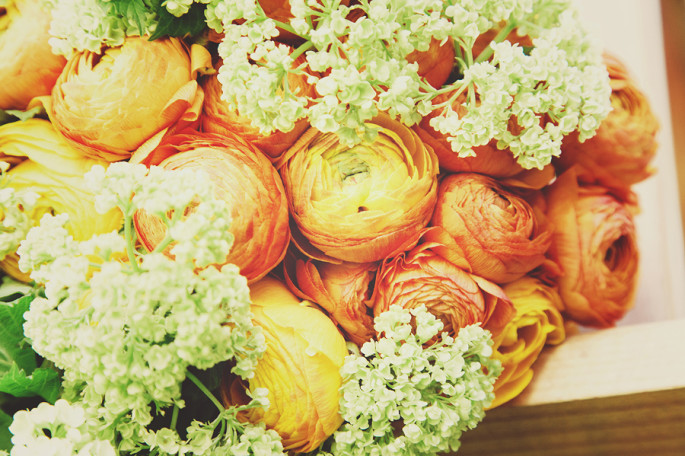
(459, 388, 685, 456)
(457, 320, 685, 455)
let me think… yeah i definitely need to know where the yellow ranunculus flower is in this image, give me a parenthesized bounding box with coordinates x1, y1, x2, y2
(0, 0, 66, 110)
(221, 277, 347, 453)
(280, 113, 439, 263)
(489, 276, 566, 408)
(0, 119, 122, 281)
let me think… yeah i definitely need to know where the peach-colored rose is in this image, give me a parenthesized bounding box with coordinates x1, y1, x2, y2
(50, 36, 211, 162)
(280, 113, 439, 264)
(371, 243, 515, 340)
(413, 90, 554, 189)
(133, 131, 289, 283)
(221, 277, 347, 453)
(490, 277, 565, 408)
(555, 53, 658, 190)
(543, 169, 639, 327)
(0, 0, 66, 110)
(200, 52, 315, 163)
(284, 249, 376, 346)
(425, 173, 552, 283)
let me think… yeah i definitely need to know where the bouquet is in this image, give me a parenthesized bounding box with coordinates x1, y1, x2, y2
(0, 0, 658, 454)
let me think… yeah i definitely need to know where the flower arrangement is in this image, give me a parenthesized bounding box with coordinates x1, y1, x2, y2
(0, 0, 658, 455)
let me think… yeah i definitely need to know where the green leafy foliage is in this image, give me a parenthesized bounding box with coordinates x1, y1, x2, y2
(149, 2, 208, 40)
(0, 409, 11, 452)
(0, 364, 60, 403)
(0, 296, 37, 375)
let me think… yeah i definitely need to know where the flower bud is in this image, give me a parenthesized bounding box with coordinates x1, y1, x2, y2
(133, 131, 289, 282)
(490, 277, 565, 408)
(426, 173, 551, 283)
(221, 277, 347, 453)
(50, 36, 210, 162)
(372, 243, 515, 340)
(284, 249, 376, 346)
(543, 169, 639, 327)
(556, 54, 658, 190)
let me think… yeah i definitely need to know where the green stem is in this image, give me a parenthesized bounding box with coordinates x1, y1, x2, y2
(290, 40, 314, 61)
(170, 404, 180, 431)
(151, 236, 173, 255)
(474, 21, 517, 64)
(272, 19, 300, 37)
(186, 371, 224, 413)
(123, 214, 141, 273)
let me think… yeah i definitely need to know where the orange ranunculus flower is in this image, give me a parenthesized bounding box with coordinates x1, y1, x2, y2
(257, 0, 350, 44)
(371, 243, 515, 340)
(284, 249, 376, 346)
(132, 131, 289, 283)
(425, 173, 552, 284)
(0, 0, 66, 111)
(413, 89, 554, 190)
(0, 119, 122, 281)
(221, 277, 347, 453)
(280, 113, 439, 263)
(490, 277, 565, 408)
(555, 53, 658, 190)
(50, 36, 211, 162)
(201, 51, 316, 163)
(543, 169, 639, 327)
(414, 89, 554, 190)
(406, 37, 455, 89)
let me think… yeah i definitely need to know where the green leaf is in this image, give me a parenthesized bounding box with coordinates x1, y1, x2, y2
(0, 296, 36, 375)
(110, 0, 154, 36)
(0, 277, 34, 303)
(149, 2, 208, 41)
(0, 364, 60, 404)
(0, 409, 11, 451)
(3, 106, 45, 122)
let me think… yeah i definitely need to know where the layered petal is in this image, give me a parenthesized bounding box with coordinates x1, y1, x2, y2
(50, 36, 210, 162)
(221, 277, 347, 453)
(284, 249, 376, 346)
(0, 119, 122, 280)
(280, 113, 439, 263)
(426, 173, 552, 283)
(490, 277, 565, 408)
(406, 37, 455, 89)
(555, 53, 658, 190)
(543, 169, 639, 327)
(0, 0, 66, 111)
(133, 131, 289, 282)
(372, 243, 515, 340)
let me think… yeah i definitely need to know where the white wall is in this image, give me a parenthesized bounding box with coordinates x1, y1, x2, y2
(572, 0, 685, 323)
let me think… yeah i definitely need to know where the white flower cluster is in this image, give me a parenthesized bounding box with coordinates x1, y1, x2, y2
(9, 400, 116, 456)
(210, 0, 610, 169)
(329, 305, 501, 455)
(16, 162, 266, 453)
(0, 162, 38, 262)
(46, 0, 157, 56)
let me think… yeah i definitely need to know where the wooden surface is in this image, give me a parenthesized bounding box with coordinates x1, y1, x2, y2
(457, 319, 685, 455)
(458, 388, 685, 456)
